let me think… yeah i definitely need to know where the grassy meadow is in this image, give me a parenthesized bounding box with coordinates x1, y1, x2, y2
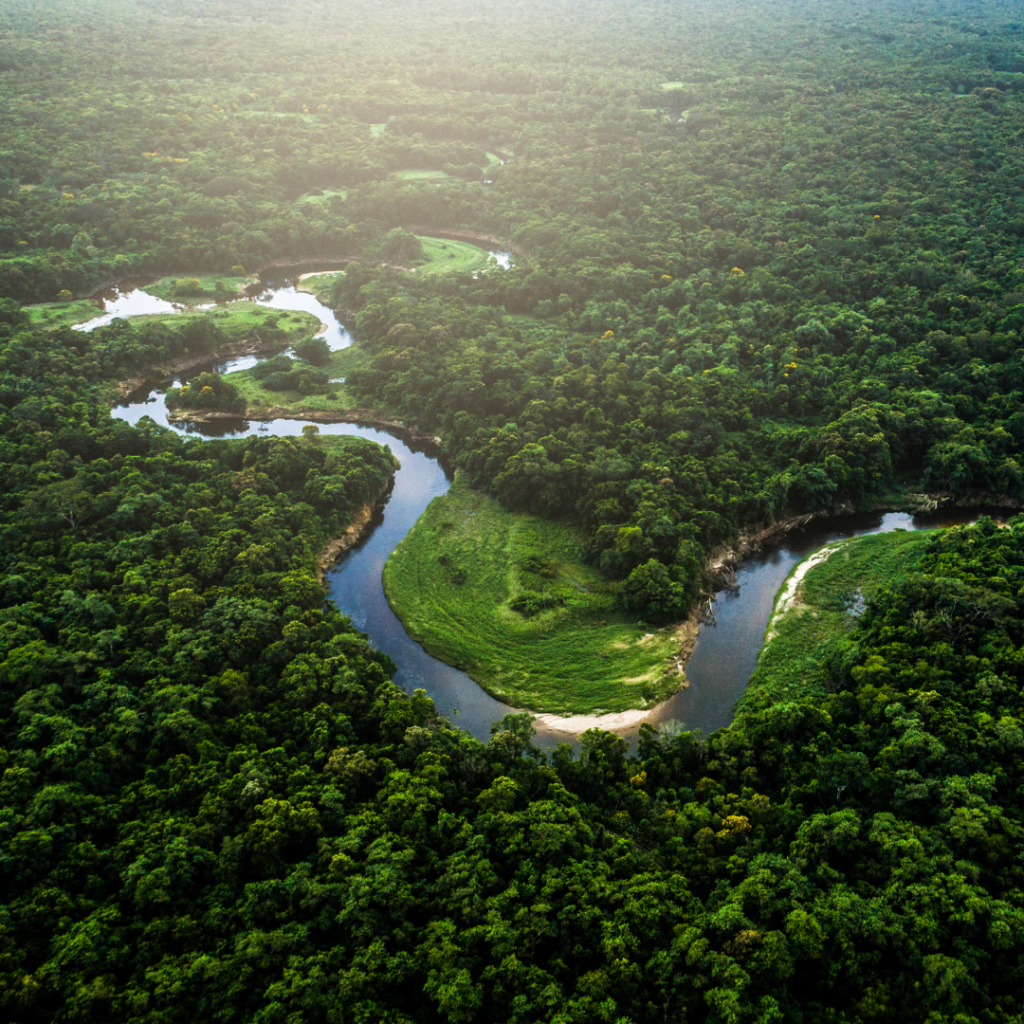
(297, 188, 348, 206)
(223, 343, 369, 416)
(26, 297, 318, 344)
(26, 299, 105, 329)
(296, 270, 345, 301)
(171, 302, 320, 344)
(742, 529, 933, 711)
(413, 237, 495, 276)
(382, 474, 684, 716)
(144, 274, 251, 301)
(392, 168, 449, 181)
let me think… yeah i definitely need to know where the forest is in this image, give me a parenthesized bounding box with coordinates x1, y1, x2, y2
(3, 0, 1024, 1020)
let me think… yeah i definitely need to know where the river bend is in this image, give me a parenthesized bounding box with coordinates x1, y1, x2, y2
(101, 267, 995, 746)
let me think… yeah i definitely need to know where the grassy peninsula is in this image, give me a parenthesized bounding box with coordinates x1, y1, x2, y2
(223, 349, 364, 417)
(412, 237, 498, 276)
(743, 529, 933, 711)
(144, 273, 252, 301)
(382, 474, 683, 715)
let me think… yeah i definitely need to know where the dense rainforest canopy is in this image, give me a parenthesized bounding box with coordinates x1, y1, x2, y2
(3, 0, 1024, 1020)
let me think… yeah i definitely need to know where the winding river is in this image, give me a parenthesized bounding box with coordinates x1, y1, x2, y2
(98, 265, 1003, 747)
(98, 261, 560, 745)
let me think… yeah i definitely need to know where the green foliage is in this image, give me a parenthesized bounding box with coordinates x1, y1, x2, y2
(747, 528, 934, 709)
(383, 474, 682, 713)
(4, 0, 1024, 1020)
(248, 351, 331, 395)
(619, 557, 691, 623)
(293, 336, 332, 365)
(166, 370, 245, 413)
(376, 227, 426, 265)
(145, 274, 251, 301)
(413, 237, 495, 277)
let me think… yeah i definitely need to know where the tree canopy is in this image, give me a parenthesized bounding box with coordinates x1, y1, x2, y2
(3, 0, 1024, 1020)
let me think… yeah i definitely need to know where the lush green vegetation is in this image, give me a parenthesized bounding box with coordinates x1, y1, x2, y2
(392, 168, 449, 181)
(296, 270, 345, 300)
(413, 237, 495, 277)
(166, 369, 246, 414)
(221, 346, 368, 418)
(383, 474, 681, 713)
(144, 273, 251, 302)
(25, 298, 105, 330)
(4, 0, 1024, 1020)
(745, 529, 934, 710)
(26, 297, 320, 357)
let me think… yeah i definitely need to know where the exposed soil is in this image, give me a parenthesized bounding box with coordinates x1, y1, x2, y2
(532, 707, 656, 735)
(316, 481, 392, 580)
(672, 611, 701, 683)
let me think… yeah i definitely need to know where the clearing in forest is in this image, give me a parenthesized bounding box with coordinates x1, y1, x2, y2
(144, 274, 252, 301)
(412, 237, 498, 276)
(382, 474, 683, 716)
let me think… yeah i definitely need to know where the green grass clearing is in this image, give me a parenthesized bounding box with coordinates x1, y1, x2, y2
(236, 110, 318, 122)
(392, 168, 450, 181)
(144, 274, 252, 302)
(297, 188, 348, 206)
(369, 123, 386, 136)
(382, 474, 684, 716)
(28, 295, 318, 342)
(26, 299, 105, 330)
(296, 271, 345, 300)
(169, 301, 319, 341)
(413, 237, 494, 276)
(660, 81, 690, 91)
(223, 344, 370, 417)
(742, 529, 933, 712)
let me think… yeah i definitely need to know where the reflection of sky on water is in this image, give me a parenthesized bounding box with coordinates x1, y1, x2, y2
(74, 286, 208, 331)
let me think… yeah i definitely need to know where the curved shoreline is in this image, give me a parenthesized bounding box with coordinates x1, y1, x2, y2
(105, 273, 1024, 735)
(112, 335, 289, 399)
(405, 226, 526, 259)
(78, 235, 522, 303)
(166, 404, 442, 446)
(317, 480, 395, 581)
(533, 708, 656, 734)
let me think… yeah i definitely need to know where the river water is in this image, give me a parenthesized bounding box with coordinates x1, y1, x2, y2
(101, 266, 1003, 747)
(102, 260, 559, 745)
(638, 506, 1004, 737)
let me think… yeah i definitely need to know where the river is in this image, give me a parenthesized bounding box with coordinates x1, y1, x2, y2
(101, 260, 566, 745)
(101, 266, 1004, 748)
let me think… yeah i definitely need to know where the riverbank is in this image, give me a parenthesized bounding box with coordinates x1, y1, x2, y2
(169, 403, 443, 445)
(407, 226, 526, 260)
(742, 528, 935, 711)
(317, 477, 395, 581)
(705, 490, 1023, 587)
(113, 330, 293, 399)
